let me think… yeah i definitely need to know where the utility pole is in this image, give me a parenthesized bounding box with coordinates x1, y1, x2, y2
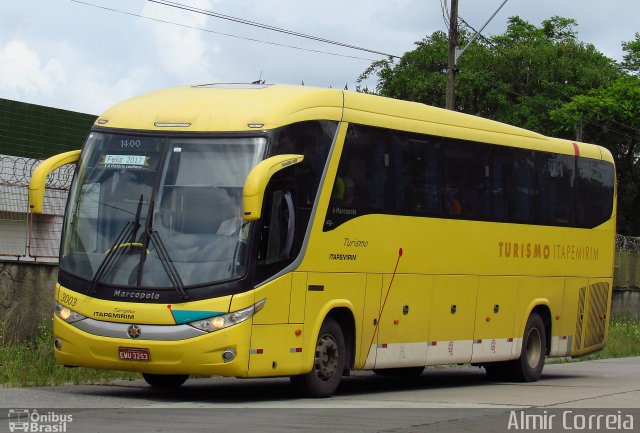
(445, 0, 458, 110)
(445, 0, 510, 111)
(575, 119, 584, 142)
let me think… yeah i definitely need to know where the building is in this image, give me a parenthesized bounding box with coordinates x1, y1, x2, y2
(0, 98, 96, 262)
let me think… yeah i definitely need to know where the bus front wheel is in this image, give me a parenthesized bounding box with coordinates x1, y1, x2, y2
(290, 317, 346, 398)
(142, 373, 188, 389)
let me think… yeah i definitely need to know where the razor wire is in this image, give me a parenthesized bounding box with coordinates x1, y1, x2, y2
(0, 154, 75, 189)
(1, 154, 73, 260)
(616, 234, 640, 251)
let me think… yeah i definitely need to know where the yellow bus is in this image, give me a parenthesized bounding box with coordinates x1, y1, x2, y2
(30, 84, 616, 397)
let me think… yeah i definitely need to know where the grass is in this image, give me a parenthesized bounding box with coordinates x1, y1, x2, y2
(555, 316, 640, 362)
(589, 316, 640, 359)
(0, 323, 138, 387)
(1, 317, 639, 387)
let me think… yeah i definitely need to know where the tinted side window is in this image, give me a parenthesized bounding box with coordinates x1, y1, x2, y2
(325, 125, 392, 230)
(491, 147, 536, 223)
(536, 153, 576, 226)
(577, 159, 615, 227)
(443, 140, 490, 219)
(397, 136, 441, 216)
(322, 123, 613, 231)
(269, 120, 336, 208)
(257, 120, 336, 281)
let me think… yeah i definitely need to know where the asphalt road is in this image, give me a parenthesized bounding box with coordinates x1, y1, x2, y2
(1, 357, 639, 432)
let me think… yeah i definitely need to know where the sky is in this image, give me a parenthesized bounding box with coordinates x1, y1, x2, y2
(0, 0, 637, 115)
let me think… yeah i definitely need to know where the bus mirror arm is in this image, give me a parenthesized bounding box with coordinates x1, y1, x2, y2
(28, 150, 81, 214)
(242, 154, 304, 221)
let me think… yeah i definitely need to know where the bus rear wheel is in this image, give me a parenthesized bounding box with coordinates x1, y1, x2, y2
(485, 313, 546, 382)
(142, 373, 188, 389)
(514, 312, 546, 382)
(290, 317, 345, 398)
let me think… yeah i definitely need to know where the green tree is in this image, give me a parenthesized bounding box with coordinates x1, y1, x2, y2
(552, 78, 640, 234)
(358, 31, 450, 104)
(622, 33, 640, 76)
(358, 16, 620, 136)
(358, 16, 640, 233)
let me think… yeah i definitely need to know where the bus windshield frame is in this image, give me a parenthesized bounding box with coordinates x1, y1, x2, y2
(60, 130, 267, 292)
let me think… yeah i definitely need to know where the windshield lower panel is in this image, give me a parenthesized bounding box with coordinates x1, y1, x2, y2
(60, 132, 266, 290)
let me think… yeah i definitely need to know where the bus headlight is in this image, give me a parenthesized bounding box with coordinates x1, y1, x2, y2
(189, 299, 266, 332)
(54, 302, 86, 323)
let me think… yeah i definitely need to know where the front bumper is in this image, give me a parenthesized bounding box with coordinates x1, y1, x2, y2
(53, 315, 251, 376)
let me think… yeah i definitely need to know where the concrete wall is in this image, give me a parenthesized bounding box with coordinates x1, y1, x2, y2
(614, 250, 640, 290)
(611, 288, 640, 320)
(0, 262, 57, 341)
(1, 261, 639, 342)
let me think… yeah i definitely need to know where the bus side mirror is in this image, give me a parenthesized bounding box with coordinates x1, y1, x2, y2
(28, 150, 81, 214)
(242, 154, 304, 221)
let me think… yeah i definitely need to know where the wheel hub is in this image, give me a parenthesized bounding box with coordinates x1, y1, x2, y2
(525, 327, 542, 369)
(314, 334, 339, 382)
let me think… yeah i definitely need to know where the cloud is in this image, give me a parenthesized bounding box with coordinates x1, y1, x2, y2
(63, 64, 155, 115)
(0, 40, 65, 97)
(141, 0, 221, 83)
(0, 38, 158, 114)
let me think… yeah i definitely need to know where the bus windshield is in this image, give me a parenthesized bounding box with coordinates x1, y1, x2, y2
(60, 132, 266, 288)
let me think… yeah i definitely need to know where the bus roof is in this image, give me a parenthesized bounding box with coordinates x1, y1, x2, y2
(96, 83, 611, 161)
(97, 84, 343, 133)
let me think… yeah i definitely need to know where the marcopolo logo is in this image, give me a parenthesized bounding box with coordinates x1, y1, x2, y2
(113, 289, 160, 301)
(8, 409, 73, 432)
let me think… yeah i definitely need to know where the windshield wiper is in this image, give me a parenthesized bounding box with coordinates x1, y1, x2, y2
(143, 198, 189, 301)
(88, 195, 144, 294)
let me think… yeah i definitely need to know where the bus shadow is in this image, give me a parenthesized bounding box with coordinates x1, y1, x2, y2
(81, 367, 584, 404)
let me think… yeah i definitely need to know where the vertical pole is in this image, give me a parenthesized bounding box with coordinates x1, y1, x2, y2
(446, 0, 458, 110)
(575, 119, 584, 142)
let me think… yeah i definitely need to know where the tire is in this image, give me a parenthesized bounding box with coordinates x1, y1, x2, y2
(373, 367, 425, 377)
(484, 313, 546, 382)
(290, 317, 346, 398)
(511, 312, 547, 382)
(142, 373, 188, 389)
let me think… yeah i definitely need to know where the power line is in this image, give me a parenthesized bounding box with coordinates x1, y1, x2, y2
(459, 17, 509, 58)
(73, 0, 639, 138)
(70, 0, 380, 62)
(146, 0, 401, 59)
(457, 17, 640, 138)
(440, 0, 450, 30)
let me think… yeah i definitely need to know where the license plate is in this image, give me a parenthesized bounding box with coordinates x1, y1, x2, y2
(118, 347, 150, 361)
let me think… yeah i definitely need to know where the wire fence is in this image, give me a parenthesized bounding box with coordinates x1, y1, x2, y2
(0, 154, 74, 261)
(615, 234, 640, 289)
